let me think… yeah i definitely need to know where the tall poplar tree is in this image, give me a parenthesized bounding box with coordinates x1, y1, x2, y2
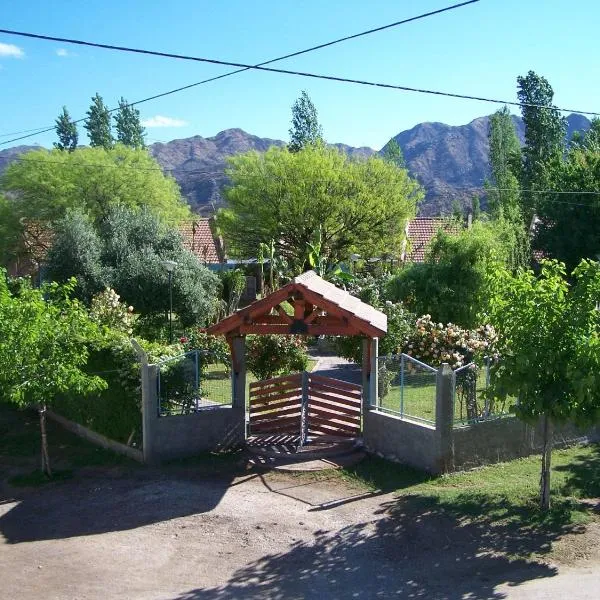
(54, 106, 78, 152)
(486, 106, 521, 219)
(114, 97, 146, 148)
(516, 71, 566, 217)
(84, 93, 114, 149)
(288, 91, 323, 153)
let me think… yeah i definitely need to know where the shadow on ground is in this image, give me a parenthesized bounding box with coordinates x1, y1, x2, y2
(556, 443, 600, 501)
(169, 491, 582, 600)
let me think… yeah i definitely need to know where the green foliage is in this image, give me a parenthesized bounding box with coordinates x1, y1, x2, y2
(534, 146, 600, 272)
(217, 144, 422, 273)
(246, 335, 308, 381)
(471, 196, 481, 221)
(487, 259, 600, 425)
(0, 145, 189, 227)
(182, 331, 231, 370)
(387, 222, 509, 328)
(84, 92, 113, 149)
(0, 274, 106, 408)
(517, 71, 566, 217)
(114, 97, 146, 149)
(46, 210, 106, 301)
(381, 139, 405, 168)
(333, 300, 416, 364)
(46, 207, 219, 327)
(54, 106, 78, 152)
(218, 269, 246, 315)
(288, 90, 323, 153)
(486, 106, 522, 219)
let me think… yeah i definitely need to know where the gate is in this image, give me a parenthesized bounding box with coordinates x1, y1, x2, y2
(248, 372, 362, 442)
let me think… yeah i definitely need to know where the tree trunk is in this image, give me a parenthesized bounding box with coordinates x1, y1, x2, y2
(39, 403, 52, 478)
(539, 414, 553, 510)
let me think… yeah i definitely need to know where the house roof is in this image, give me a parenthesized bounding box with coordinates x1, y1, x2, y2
(179, 219, 222, 264)
(207, 269, 387, 338)
(404, 217, 463, 262)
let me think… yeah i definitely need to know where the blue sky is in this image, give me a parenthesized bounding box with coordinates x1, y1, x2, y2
(1, 0, 599, 150)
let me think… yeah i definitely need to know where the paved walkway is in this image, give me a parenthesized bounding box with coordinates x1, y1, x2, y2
(310, 351, 362, 385)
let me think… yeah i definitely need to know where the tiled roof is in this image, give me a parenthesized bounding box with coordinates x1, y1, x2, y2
(179, 219, 222, 264)
(404, 217, 463, 263)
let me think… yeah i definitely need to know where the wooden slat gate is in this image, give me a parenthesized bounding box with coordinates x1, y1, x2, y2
(248, 372, 362, 442)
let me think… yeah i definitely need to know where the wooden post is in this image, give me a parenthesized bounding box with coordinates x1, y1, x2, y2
(230, 335, 247, 410)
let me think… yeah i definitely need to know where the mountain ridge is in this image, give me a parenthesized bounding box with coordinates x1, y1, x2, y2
(0, 114, 591, 216)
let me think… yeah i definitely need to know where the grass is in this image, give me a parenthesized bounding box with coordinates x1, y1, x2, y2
(0, 403, 135, 488)
(340, 443, 600, 527)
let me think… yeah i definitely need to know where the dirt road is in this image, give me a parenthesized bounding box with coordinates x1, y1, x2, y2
(1, 466, 599, 599)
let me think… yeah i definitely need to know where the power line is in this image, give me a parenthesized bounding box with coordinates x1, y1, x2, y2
(0, 1, 482, 144)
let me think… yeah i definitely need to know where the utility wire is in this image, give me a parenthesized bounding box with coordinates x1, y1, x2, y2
(0, 1, 482, 143)
(3, 25, 598, 119)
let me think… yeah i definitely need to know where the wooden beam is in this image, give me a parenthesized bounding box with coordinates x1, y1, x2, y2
(293, 298, 305, 320)
(275, 304, 294, 324)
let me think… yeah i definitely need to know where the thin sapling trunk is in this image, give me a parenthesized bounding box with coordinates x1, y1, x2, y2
(539, 414, 553, 510)
(39, 403, 52, 478)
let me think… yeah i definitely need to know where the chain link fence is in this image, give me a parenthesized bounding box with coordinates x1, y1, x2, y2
(376, 354, 438, 425)
(157, 351, 232, 416)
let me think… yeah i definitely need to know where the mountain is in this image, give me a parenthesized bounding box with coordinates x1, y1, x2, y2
(0, 115, 591, 216)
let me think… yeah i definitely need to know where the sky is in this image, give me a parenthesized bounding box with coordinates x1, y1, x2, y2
(1, 0, 599, 151)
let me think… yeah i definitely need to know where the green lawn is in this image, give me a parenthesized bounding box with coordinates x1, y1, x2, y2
(341, 443, 600, 528)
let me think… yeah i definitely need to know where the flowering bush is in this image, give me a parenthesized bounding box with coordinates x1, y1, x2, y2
(404, 314, 498, 370)
(246, 335, 308, 381)
(89, 288, 134, 335)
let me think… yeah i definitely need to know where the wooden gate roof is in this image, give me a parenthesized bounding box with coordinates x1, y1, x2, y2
(206, 270, 387, 338)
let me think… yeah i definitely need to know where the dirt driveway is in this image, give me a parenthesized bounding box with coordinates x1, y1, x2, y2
(1, 464, 599, 600)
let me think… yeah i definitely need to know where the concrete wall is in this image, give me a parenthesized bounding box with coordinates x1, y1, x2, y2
(147, 406, 246, 463)
(363, 410, 440, 473)
(453, 417, 600, 470)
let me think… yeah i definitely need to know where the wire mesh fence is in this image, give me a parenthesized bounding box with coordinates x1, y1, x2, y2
(157, 351, 232, 416)
(452, 357, 513, 425)
(376, 354, 438, 425)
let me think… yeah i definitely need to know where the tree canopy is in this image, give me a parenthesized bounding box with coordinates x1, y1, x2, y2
(485, 259, 600, 508)
(114, 97, 146, 148)
(217, 144, 422, 273)
(288, 90, 323, 153)
(54, 106, 78, 152)
(84, 93, 114, 149)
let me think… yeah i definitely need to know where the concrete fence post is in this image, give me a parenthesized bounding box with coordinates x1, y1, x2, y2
(132, 339, 160, 465)
(369, 337, 379, 410)
(231, 336, 247, 410)
(436, 363, 454, 473)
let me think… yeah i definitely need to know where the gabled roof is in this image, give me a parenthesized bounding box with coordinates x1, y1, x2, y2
(207, 270, 387, 338)
(179, 219, 222, 264)
(403, 217, 463, 263)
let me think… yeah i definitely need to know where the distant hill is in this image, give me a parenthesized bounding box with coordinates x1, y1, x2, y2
(0, 114, 590, 216)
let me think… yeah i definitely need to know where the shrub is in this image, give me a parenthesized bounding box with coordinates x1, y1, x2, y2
(246, 335, 308, 381)
(89, 288, 134, 334)
(182, 330, 231, 372)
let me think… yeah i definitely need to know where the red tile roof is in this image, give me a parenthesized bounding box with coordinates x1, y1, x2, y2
(403, 217, 463, 263)
(179, 219, 222, 264)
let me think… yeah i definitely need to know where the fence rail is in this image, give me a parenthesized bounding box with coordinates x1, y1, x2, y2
(376, 354, 437, 425)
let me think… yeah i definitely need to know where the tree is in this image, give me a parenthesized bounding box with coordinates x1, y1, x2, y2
(381, 139, 406, 168)
(387, 221, 514, 328)
(486, 259, 600, 509)
(114, 97, 146, 149)
(486, 106, 521, 219)
(46, 207, 220, 327)
(54, 106, 78, 152)
(217, 145, 422, 273)
(0, 274, 106, 476)
(1, 145, 189, 233)
(84, 93, 113, 149)
(516, 71, 566, 217)
(288, 90, 323, 152)
(534, 145, 600, 272)
(45, 211, 106, 301)
(470, 196, 481, 221)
